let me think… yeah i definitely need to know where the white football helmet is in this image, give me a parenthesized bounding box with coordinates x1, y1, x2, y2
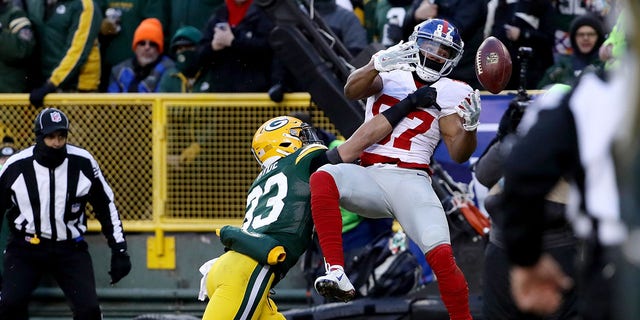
(409, 19, 464, 82)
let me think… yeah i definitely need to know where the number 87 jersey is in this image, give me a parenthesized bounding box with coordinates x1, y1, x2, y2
(362, 69, 473, 168)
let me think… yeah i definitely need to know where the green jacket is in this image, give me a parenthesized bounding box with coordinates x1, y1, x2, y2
(0, 4, 35, 92)
(25, 0, 102, 90)
(158, 68, 212, 93)
(537, 54, 604, 89)
(167, 0, 222, 41)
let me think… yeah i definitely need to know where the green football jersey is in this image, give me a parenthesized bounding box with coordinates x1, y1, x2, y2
(241, 144, 327, 271)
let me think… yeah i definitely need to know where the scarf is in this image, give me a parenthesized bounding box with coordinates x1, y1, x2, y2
(226, 0, 253, 27)
(34, 137, 67, 169)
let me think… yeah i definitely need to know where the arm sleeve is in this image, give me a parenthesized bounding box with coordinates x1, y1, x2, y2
(474, 140, 507, 188)
(502, 104, 579, 266)
(87, 156, 126, 247)
(0, 10, 35, 62)
(219, 226, 286, 265)
(196, 13, 220, 66)
(49, 0, 101, 87)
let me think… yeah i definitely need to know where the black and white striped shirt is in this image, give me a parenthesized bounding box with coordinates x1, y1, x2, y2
(0, 144, 125, 246)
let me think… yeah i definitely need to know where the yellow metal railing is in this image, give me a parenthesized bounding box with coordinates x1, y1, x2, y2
(0, 93, 341, 233)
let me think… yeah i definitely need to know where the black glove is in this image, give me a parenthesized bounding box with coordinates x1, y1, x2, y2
(109, 243, 132, 284)
(29, 81, 57, 108)
(382, 86, 440, 127)
(408, 85, 440, 110)
(496, 97, 528, 140)
(268, 83, 284, 103)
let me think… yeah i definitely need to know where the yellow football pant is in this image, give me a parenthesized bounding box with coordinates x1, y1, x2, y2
(202, 250, 285, 320)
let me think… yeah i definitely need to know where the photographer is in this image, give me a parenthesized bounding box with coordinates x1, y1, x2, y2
(474, 84, 579, 320)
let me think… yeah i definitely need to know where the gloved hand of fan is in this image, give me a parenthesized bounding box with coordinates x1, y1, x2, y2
(372, 40, 419, 73)
(456, 89, 482, 131)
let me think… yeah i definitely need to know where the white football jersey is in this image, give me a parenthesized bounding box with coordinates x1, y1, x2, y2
(361, 70, 473, 167)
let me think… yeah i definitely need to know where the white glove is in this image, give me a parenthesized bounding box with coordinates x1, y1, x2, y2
(456, 89, 482, 131)
(198, 257, 219, 301)
(372, 40, 419, 72)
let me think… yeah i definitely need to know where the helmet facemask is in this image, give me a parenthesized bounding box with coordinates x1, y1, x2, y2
(293, 123, 323, 146)
(409, 19, 464, 82)
(251, 116, 322, 168)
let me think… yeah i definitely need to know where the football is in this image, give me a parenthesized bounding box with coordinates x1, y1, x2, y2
(475, 36, 512, 94)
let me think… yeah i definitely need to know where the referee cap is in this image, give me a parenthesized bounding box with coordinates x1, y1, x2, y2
(34, 108, 69, 136)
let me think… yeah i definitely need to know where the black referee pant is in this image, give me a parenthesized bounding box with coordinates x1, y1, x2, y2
(0, 235, 102, 320)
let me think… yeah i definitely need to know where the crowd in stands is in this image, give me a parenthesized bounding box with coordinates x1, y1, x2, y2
(0, 0, 621, 101)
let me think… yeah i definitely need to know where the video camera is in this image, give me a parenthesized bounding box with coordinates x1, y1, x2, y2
(515, 46, 533, 104)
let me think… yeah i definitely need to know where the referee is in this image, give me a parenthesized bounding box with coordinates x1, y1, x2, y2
(0, 108, 131, 319)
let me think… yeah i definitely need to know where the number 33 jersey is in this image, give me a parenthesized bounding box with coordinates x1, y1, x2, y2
(362, 70, 473, 167)
(241, 144, 327, 271)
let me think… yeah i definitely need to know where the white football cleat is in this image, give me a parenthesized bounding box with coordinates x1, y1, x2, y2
(314, 264, 355, 302)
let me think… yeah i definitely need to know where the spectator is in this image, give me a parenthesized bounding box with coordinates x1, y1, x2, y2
(160, 26, 212, 169)
(310, 19, 479, 320)
(551, 0, 612, 57)
(372, 0, 414, 47)
(167, 0, 223, 44)
(0, 108, 131, 319)
(198, 86, 435, 318)
(313, 0, 368, 56)
(97, 0, 167, 92)
(107, 18, 174, 93)
(0, 135, 16, 287)
(0, 0, 35, 93)
(159, 26, 211, 93)
(25, 0, 102, 108)
(538, 14, 605, 88)
(0, 135, 16, 169)
(197, 0, 277, 93)
(491, 0, 555, 90)
(474, 85, 579, 320)
(402, 0, 488, 89)
(0, 135, 16, 283)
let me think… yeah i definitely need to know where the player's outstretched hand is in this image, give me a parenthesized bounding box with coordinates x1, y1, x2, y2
(457, 89, 481, 131)
(372, 41, 419, 73)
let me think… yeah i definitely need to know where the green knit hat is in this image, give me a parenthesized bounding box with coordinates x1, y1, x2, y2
(170, 26, 203, 52)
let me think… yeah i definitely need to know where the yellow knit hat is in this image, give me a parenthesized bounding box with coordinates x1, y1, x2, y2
(132, 18, 164, 53)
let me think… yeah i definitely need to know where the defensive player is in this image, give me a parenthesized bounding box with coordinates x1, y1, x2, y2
(199, 84, 440, 319)
(311, 19, 480, 320)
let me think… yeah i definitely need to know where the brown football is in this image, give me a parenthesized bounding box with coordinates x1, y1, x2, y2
(475, 36, 512, 94)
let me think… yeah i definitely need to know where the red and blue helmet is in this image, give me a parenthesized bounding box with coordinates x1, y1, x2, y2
(409, 19, 464, 82)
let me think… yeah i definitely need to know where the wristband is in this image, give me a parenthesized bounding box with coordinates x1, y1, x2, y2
(325, 148, 343, 164)
(381, 95, 415, 126)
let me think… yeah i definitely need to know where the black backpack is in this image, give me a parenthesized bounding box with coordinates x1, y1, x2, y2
(345, 231, 422, 298)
